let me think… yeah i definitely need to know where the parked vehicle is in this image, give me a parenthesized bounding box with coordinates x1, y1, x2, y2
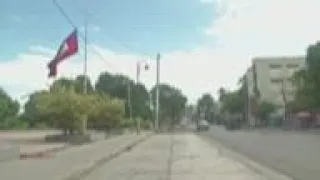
(197, 119, 210, 131)
(224, 116, 241, 130)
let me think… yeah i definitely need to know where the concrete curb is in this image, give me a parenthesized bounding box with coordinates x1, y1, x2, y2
(200, 134, 293, 180)
(19, 145, 70, 159)
(19, 132, 119, 159)
(64, 133, 153, 180)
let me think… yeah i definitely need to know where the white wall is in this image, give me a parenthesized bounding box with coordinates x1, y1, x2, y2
(252, 56, 305, 107)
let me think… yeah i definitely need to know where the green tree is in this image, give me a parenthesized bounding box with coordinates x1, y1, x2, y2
(50, 77, 75, 92)
(95, 72, 116, 95)
(89, 93, 125, 131)
(151, 84, 187, 128)
(257, 101, 276, 125)
(22, 90, 52, 128)
(196, 93, 216, 123)
(291, 42, 320, 111)
(95, 72, 151, 120)
(219, 90, 245, 114)
(50, 76, 94, 94)
(218, 87, 227, 102)
(291, 69, 315, 111)
(74, 75, 94, 94)
(131, 83, 151, 120)
(0, 88, 20, 129)
(35, 86, 95, 135)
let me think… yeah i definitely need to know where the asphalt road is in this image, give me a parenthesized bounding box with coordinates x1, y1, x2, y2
(201, 126, 320, 180)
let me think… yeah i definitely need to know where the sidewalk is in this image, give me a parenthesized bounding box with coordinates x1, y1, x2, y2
(0, 132, 151, 180)
(83, 133, 273, 180)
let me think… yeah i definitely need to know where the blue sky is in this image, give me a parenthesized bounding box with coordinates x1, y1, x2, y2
(0, 0, 216, 60)
(1, 0, 319, 104)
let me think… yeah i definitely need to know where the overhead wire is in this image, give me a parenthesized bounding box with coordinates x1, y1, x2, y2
(53, 0, 121, 72)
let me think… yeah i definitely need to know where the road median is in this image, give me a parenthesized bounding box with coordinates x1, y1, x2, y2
(0, 132, 152, 180)
(64, 132, 152, 180)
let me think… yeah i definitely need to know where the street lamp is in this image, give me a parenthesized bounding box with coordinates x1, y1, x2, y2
(280, 79, 288, 123)
(135, 60, 150, 134)
(136, 60, 149, 84)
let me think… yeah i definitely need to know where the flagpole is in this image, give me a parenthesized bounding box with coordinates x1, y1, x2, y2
(136, 61, 140, 134)
(83, 15, 88, 94)
(82, 2, 89, 135)
(53, 0, 88, 94)
(53, 0, 88, 134)
(155, 53, 160, 133)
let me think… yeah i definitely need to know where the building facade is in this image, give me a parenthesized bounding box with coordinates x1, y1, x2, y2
(245, 56, 305, 126)
(252, 56, 305, 106)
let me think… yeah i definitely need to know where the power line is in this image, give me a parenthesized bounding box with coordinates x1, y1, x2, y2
(53, 0, 157, 75)
(52, 0, 120, 72)
(53, 0, 77, 28)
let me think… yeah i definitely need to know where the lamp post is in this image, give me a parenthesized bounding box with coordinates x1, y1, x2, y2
(280, 79, 288, 123)
(135, 60, 150, 134)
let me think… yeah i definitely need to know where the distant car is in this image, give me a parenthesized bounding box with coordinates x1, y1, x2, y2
(197, 120, 210, 131)
(224, 117, 241, 131)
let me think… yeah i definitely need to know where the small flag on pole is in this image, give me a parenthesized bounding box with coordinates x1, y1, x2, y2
(47, 29, 79, 77)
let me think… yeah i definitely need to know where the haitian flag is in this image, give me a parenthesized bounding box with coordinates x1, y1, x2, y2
(47, 29, 79, 77)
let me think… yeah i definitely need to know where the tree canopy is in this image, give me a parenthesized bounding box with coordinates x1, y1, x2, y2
(20, 73, 127, 132)
(196, 93, 216, 123)
(218, 88, 245, 114)
(291, 42, 320, 111)
(151, 84, 187, 127)
(0, 88, 21, 129)
(95, 72, 151, 120)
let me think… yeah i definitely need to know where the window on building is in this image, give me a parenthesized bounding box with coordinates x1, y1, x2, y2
(270, 78, 282, 84)
(269, 64, 282, 69)
(286, 63, 299, 68)
(287, 90, 295, 96)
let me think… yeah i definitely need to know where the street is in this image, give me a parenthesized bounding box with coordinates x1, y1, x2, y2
(201, 126, 320, 180)
(0, 132, 285, 180)
(82, 133, 278, 180)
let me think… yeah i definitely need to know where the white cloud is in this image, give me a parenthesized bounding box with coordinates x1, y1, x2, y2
(206, 0, 320, 56)
(0, 44, 246, 104)
(2, 0, 320, 105)
(29, 45, 55, 56)
(201, 0, 320, 94)
(200, 0, 214, 3)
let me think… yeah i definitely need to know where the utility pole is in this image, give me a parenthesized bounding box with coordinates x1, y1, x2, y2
(136, 61, 141, 134)
(53, 0, 89, 135)
(127, 81, 133, 125)
(81, 3, 89, 135)
(135, 60, 150, 134)
(83, 17, 88, 94)
(149, 91, 153, 129)
(281, 79, 288, 123)
(155, 53, 161, 132)
(280, 68, 288, 127)
(245, 72, 251, 130)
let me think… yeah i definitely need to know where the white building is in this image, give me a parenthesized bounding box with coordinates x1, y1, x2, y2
(253, 56, 305, 106)
(245, 56, 305, 125)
